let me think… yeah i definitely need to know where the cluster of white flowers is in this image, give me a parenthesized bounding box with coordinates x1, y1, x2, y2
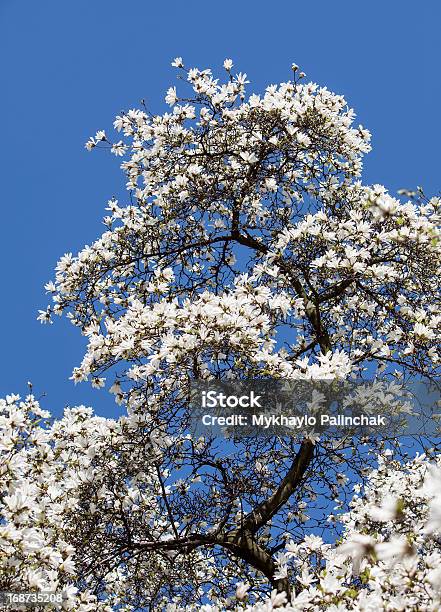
(0, 393, 198, 610)
(4, 392, 441, 610)
(266, 182, 441, 374)
(167, 451, 441, 611)
(40, 59, 439, 402)
(0, 394, 112, 610)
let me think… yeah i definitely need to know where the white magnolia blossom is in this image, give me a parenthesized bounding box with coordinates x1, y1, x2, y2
(0, 393, 194, 610)
(168, 452, 441, 610)
(44, 60, 439, 398)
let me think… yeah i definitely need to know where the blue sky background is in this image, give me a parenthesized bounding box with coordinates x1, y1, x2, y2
(0, 1, 439, 418)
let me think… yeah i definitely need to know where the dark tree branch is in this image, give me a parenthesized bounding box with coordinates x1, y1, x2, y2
(233, 439, 315, 535)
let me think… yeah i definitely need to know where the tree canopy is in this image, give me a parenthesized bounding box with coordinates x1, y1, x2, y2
(2, 58, 441, 610)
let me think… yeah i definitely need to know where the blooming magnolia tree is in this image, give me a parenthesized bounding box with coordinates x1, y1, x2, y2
(2, 58, 440, 609)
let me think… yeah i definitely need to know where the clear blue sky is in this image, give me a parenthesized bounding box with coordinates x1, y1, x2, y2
(0, 1, 439, 418)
